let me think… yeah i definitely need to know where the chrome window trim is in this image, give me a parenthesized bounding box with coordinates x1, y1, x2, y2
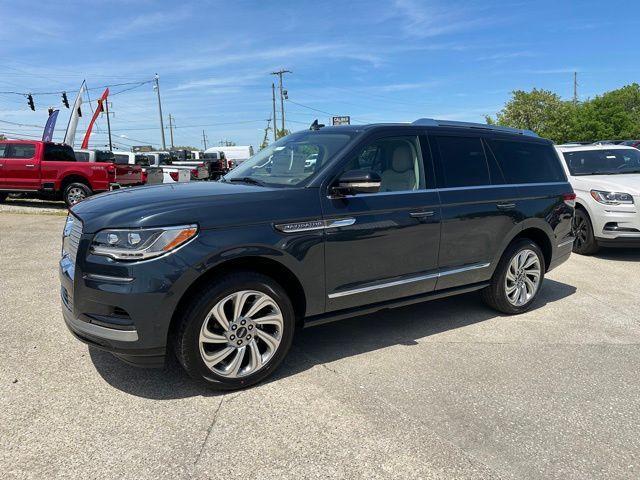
(436, 181, 567, 192)
(328, 262, 490, 299)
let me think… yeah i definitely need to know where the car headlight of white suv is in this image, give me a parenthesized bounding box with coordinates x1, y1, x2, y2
(590, 190, 635, 205)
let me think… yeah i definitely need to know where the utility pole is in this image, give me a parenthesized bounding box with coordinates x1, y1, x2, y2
(573, 72, 578, 105)
(271, 69, 291, 135)
(202, 130, 208, 150)
(154, 73, 167, 150)
(271, 83, 277, 141)
(168, 114, 175, 149)
(104, 100, 113, 151)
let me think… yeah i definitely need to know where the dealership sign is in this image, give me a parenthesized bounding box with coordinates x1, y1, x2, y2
(332, 116, 351, 126)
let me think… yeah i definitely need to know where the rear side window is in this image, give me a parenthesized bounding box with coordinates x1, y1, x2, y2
(0, 144, 7, 158)
(8, 143, 36, 159)
(434, 136, 489, 188)
(113, 154, 130, 165)
(95, 151, 115, 163)
(44, 144, 75, 162)
(74, 152, 90, 162)
(134, 155, 149, 166)
(487, 140, 565, 184)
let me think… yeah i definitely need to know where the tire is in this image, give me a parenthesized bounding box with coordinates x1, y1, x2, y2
(0, 192, 7, 203)
(174, 272, 296, 390)
(482, 239, 546, 314)
(63, 182, 92, 208)
(572, 208, 599, 255)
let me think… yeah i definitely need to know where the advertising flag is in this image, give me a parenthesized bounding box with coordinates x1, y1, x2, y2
(80, 88, 109, 149)
(63, 81, 87, 146)
(42, 109, 59, 142)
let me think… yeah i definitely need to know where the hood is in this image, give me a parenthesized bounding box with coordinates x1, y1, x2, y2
(71, 181, 321, 233)
(572, 174, 640, 196)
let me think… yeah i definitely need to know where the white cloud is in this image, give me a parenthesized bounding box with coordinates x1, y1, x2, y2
(97, 8, 192, 40)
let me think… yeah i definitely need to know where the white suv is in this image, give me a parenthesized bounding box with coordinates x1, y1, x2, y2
(556, 144, 640, 254)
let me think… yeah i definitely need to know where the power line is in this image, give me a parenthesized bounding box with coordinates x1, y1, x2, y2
(0, 79, 153, 96)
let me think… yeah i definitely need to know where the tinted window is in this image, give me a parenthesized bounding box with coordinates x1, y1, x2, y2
(563, 148, 640, 175)
(0, 144, 7, 158)
(44, 144, 75, 162)
(341, 136, 425, 192)
(113, 154, 130, 165)
(435, 136, 489, 187)
(486, 140, 565, 184)
(8, 143, 36, 159)
(134, 155, 149, 166)
(95, 151, 115, 163)
(74, 152, 90, 162)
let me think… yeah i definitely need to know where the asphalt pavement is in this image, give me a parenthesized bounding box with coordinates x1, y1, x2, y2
(1, 211, 639, 479)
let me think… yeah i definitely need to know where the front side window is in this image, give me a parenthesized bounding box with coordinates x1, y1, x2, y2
(435, 136, 489, 188)
(0, 144, 7, 158)
(487, 140, 565, 184)
(341, 136, 425, 192)
(44, 144, 75, 162)
(8, 143, 35, 159)
(563, 149, 640, 175)
(225, 131, 356, 187)
(74, 152, 90, 162)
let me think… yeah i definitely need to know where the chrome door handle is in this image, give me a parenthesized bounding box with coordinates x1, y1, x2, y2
(409, 211, 435, 218)
(496, 203, 516, 210)
(25, 164, 36, 168)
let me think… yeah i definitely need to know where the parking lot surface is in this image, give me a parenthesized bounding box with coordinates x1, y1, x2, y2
(1, 211, 639, 479)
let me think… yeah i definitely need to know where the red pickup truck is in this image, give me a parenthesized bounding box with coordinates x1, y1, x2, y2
(0, 140, 144, 207)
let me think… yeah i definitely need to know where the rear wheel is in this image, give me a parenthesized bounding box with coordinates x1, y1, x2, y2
(174, 272, 296, 390)
(63, 182, 92, 208)
(572, 208, 599, 255)
(482, 239, 545, 314)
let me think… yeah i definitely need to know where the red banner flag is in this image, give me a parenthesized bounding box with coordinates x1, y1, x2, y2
(80, 88, 109, 149)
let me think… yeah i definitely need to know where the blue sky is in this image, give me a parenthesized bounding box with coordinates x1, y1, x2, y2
(1, 0, 639, 150)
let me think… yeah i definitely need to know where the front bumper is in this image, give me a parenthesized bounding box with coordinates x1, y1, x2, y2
(58, 226, 203, 368)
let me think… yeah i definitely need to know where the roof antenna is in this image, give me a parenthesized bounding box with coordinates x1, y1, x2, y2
(309, 119, 324, 131)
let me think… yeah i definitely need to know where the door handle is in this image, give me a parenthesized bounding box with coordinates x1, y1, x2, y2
(409, 211, 435, 218)
(496, 203, 516, 210)
(25, 164, 36, 168)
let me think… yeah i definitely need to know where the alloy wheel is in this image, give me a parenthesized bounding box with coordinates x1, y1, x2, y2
(198, 290, 283, 378)
(574, 215, 588, 249)
(504, 249, 541, 307)
(67, 187, 86, 205)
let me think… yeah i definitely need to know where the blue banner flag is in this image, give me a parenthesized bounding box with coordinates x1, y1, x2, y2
(42, 109, 59, 142)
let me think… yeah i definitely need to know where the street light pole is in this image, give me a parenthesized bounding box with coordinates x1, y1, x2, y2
(270, 69, 291, 135)
(154, 73, 167, 151)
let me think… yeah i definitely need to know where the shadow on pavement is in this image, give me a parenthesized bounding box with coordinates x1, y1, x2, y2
(5, 198, 66, 210)
(594, 248, 640, 262)
(90, 278, 576, 399)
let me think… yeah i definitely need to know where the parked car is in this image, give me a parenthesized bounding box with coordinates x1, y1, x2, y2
(168, 151, 215, 180)
(138, 152, 191, 183)
(146, 151, 208, 181)
(74, 149, 145, 189)
(206, 145, 254, 169)
(61, 119, 574, 390)
(112, 151, 164, 185)
(620, 140, 640, 149)
(556, 144, 640, 254)
(0, 140, 122, 207)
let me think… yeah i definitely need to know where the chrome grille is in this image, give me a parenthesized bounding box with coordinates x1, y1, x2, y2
(63, 215, 83, 263)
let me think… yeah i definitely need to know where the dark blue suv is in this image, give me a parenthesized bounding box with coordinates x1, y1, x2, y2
(60, 119, 575, 390)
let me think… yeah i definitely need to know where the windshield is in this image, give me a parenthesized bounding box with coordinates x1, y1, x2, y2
(563, 149, 640, 175)
(224, 131, 355, 187)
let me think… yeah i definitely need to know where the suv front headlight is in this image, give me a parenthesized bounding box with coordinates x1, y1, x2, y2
(91, 224, 198, 260)
(590, 190, 635, 205)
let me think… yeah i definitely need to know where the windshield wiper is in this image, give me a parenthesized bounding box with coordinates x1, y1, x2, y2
(228, 177, 266, 186)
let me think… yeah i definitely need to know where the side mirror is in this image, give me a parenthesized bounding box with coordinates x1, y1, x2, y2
(333, 169, 381, 196)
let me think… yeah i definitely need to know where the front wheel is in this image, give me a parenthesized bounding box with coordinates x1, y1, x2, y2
(482, 239, 545, 314)
(572, 209, 599, 255)
(174, 272, 296, 390)
(63, 182, 92, 208)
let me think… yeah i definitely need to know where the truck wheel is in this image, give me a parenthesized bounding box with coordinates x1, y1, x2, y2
(572, 209, 599, 255)
(174, 272, 296, 390)
(0, 192, 7, 203)
(482, 239, 545, 315)
(64, 182, 92, 207)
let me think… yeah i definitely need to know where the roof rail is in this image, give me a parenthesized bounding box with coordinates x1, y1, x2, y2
(412, 118, 538, 137)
